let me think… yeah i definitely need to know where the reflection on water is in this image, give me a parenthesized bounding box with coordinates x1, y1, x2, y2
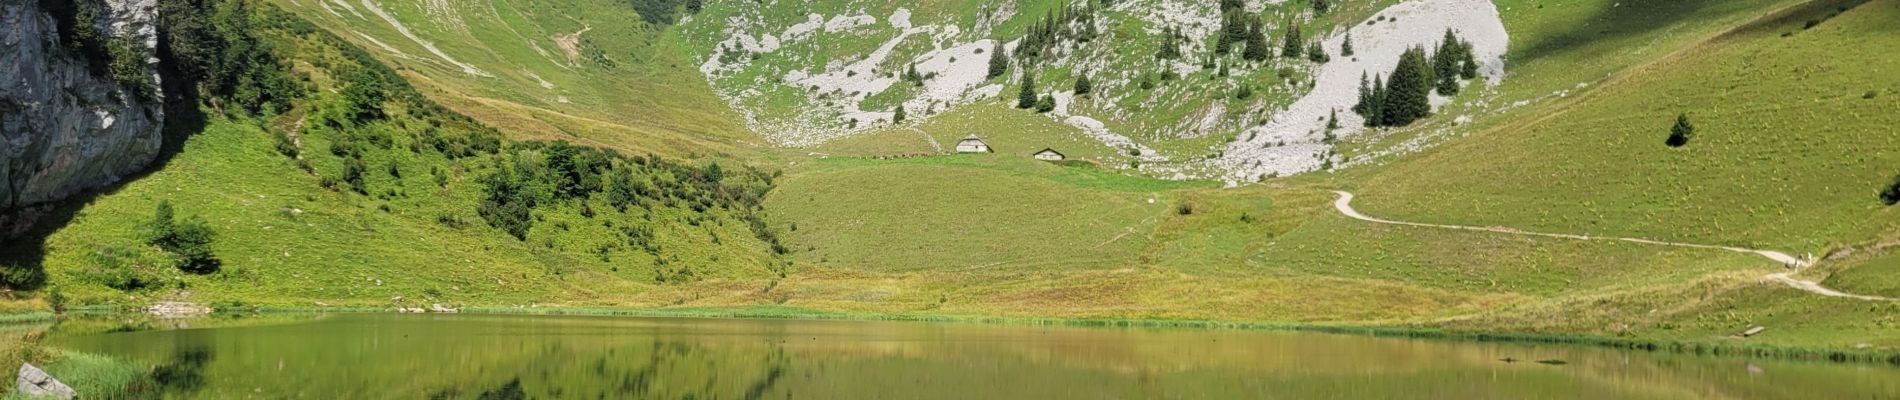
(42, 314, 1900, 399)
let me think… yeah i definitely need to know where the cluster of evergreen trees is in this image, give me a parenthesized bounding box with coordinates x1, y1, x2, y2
(1353, 30, 1479, 127)
(1011, 3, 1101, 69)
(1214, 1, 1274, 62)
(159, 0, 308, 115)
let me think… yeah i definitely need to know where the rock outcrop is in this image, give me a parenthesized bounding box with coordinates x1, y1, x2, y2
(15, 363, 76, 400)
(1, 0, 165, 218)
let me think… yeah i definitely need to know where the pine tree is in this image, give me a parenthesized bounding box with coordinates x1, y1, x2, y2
(1314, 0, 1331, 14)
(1434, 30, 1462, 80)
(987, 42, 1009, 79)
(148, 200, 176, 244)
(1353, 72, 1371, 114)
(1307, 41, 1330, 63)
(1074, 74, 1093, 95)
(1242, 17, 1271, 62)
(893, 105, 907, 124)
(1364, 76, 1386, 127)
(1666, 113, 1695, 147)
(1459, 40, 1479, 79)
(1327, 109, 1340, 130)
(1018, 73, 1039, 109)
(1342, 34, 1355, 57)
(1157, 28, 1182, 60)
(1282, 23, 1304, 58)
(1381, 47, 1432, 126)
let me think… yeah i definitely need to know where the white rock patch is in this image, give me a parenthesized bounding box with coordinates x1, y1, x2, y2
(1066, 116, 1163, 161)
(825, 14, 876, 32)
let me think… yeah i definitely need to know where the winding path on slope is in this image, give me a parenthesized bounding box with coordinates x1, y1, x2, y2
(1330, 191, 1893, 301)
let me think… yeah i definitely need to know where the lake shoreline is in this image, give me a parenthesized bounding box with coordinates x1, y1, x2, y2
(9, 304, 1898, 367)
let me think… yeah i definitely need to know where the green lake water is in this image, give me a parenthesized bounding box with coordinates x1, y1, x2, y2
(34, 313, 1900, 399)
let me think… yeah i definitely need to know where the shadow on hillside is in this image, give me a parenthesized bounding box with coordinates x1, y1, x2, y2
(0, 66, 208, 293)
(1511, 0, 1733, 63)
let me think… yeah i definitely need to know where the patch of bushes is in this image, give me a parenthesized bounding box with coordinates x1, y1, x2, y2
(85, 246, 160, 291)
(477, 141, 779, 250)
(158, 0, 306, 115)
(145, 201, 220, 274)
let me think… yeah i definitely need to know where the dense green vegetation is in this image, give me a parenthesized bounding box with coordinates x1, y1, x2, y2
(13, 0, 788, 309)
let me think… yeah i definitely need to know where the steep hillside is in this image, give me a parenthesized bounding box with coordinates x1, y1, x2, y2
(11, 1, 790, 308)
(683, 0, 1458, 178)
(1348, 0, 1898, 252)
(266, 0, 756, 156)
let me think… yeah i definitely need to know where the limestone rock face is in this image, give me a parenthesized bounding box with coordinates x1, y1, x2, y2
(1, 0, 165, 214)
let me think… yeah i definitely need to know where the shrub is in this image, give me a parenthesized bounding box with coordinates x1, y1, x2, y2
(1666, 113, 1695, 147)
(1176, 202, 1195, 215)
(1035, 95, 1056, 113)
(86, 247, 157, 291)
(146, 201, 219, 274)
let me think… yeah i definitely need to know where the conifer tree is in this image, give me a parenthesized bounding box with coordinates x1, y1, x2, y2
(1434, 29, 1462, 80)
(1353, 72, 1371, 114)
(1074, 74, 1093, 95)
(1666, 113, 1695, 147)
(987, 42, 1010, 79)
(1459, 40, 1479, 79)
(1242, 17, 1271, 62)
(893, 105, 907, 124)
(1307, 41, 1330, 63)
(1018, 73, 1039, 109)
(1342, 34, 1355, 57)
(1156, 28, 1183, 60)
(1364, 76, 1386, 127)
(1282, 23, 1304, 58)
(1314, 0, 1331, 13)
(1380, 47, 1432, 126)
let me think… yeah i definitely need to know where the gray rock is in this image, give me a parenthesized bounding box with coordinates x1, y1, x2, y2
(1, 0, 165, 222)
(15, 363, 76, 400)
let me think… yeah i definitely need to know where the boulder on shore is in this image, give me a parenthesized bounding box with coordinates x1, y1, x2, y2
(16, 363, 76, 400)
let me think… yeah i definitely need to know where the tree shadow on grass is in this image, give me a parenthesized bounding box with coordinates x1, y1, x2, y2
(1511, 0, 1739, 64)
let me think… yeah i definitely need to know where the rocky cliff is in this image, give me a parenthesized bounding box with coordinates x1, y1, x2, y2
(1, 0, 165, 214)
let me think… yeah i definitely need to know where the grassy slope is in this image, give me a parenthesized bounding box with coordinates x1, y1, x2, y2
(267, 0, 758, 157)
(1350, 0, 1900, 251)
(1318, 0, 1900, 347)
(32, 5, 783, 309)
